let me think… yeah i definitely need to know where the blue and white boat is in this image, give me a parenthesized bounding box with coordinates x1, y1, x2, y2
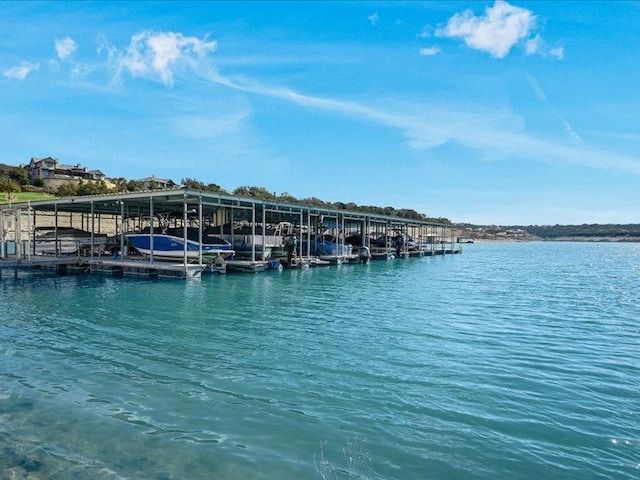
(302, 234, 353, 257)
(126, 227, 233, 260)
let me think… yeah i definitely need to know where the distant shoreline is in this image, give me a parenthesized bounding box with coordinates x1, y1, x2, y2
(467, 236, 640, 243)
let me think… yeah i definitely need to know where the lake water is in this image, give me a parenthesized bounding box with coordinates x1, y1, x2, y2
(1, 242, 639, 479)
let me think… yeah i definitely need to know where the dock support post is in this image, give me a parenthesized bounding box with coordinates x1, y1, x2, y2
(119, 201, 125, 262)
(30, 206, 36, 258)
(294, 210, 304, 257)
(230, 206, 235, 252)
(15, 207, 21, 260)
(340, 213, 345, 258)
(261, 203, 266, 262)
(182, 194, 188, 273)
(0, 210, 5, 259)
(307, 209, 311, 261)
(198, 196, 203, 266)
(90, 201, 95, 262)
(54, 204, 58, 258)
(149, 197, 154, 264)
(405, 222, 409, 257)
(251, 202, 256, 262)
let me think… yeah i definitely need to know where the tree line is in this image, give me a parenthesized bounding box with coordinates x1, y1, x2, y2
(519, 224, 640, 238)
(458, 222, 640, 238)
(181, 180, 449, 223)
(0, 166, 449, 223)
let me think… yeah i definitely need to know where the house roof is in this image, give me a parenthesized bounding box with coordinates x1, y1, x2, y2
(29, 156, 58, 165)
(140, 176, 175, 184)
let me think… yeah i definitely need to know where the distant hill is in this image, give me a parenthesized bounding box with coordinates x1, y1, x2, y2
(456, 223, 640, 242)
(519, 224, 640, 240)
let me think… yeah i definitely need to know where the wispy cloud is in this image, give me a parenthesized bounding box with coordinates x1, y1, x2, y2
(418, 25, 431, 38)
(368, 13, 379, 26)
(562, 119, 582, 143)
(55, 37, 78, 60)
(525, 73, 581, 142)
(419, 46, 440, 57)
(525, 73, 547, 101)
(525, 35, 542, 56)
(526, 34, 564, 59)
(3, 61, 39, 80)
(202, 69, 640, 175)
(108, 31, 217, 87)
(436, 1, 536, 58)
(173, 105, 251, 140)
(549, 47, 564, 60)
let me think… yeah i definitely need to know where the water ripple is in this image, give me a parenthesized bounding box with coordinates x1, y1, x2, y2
(1, 243, 640, 479)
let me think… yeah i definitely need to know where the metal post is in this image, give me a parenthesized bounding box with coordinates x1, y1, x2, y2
(120, 201, 125, 262)
(340, 214, 345, 258)
(54, 203, 59, 258)
(183, 195, 188, 270)
(261, 203, 266, 261)
(307, 209, 311, 260)
(0, 209, 5, 259)
(230, 206, 235, 253)
(385, 221, 389, 255)
(299, 210, 303, 260)
(251, 202, 256, 262)
(90, 201, 95, 262)
(198, 196, 203, 266)
(149, 196, 154, 264)
(405, 222, 409, 257)
(15, 207, 21, 260)
(27, 203, 33, 260)
(362, 218, 366, 247)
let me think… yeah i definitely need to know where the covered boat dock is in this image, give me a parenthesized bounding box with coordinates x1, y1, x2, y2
(0, 189, 460, 279)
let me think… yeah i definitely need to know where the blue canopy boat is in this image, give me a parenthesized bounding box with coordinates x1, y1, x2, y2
(126, 227, 233, 260)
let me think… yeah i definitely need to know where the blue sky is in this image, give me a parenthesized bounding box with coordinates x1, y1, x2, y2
(2, 1, 639, 225)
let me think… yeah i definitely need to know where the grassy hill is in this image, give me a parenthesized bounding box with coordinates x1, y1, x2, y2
(0, 192, 56, 204)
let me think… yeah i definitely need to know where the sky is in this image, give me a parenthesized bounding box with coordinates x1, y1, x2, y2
(1, 1, 639, 225)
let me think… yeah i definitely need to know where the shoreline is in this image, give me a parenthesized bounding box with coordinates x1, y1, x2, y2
(464, 236, 640, 243)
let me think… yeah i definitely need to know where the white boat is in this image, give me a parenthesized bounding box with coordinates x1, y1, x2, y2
(218, 221, 295, 261)
(34, 228, 108, 255)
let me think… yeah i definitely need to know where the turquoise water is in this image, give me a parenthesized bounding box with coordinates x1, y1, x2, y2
(1, 242, 639, 479)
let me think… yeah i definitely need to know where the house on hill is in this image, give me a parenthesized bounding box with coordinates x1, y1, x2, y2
(25, 157, 108, 190)
(139, 176, 177, 190)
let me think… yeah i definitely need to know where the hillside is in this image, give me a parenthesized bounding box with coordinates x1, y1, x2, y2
(457, 223, 640, 242)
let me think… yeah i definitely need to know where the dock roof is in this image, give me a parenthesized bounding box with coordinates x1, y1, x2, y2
(6, 188, 449, 227)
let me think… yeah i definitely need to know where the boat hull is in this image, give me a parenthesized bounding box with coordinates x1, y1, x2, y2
(126, 234, 233, 260)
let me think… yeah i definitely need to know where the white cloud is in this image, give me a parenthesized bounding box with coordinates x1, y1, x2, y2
(3, 61, 39, 80)
(70, 63, 95, 78)
(113, 31, 217, 86)
(419, 46, 441, 56)
(56, 37, 78, 60)
(437, 1, 536, 58)
(418, 26, 431, 38)
(368, 13, 379, 26)
(527, 34, 564, 59)
(525, 34, 542, 55)
(549, 47, 564, 60)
